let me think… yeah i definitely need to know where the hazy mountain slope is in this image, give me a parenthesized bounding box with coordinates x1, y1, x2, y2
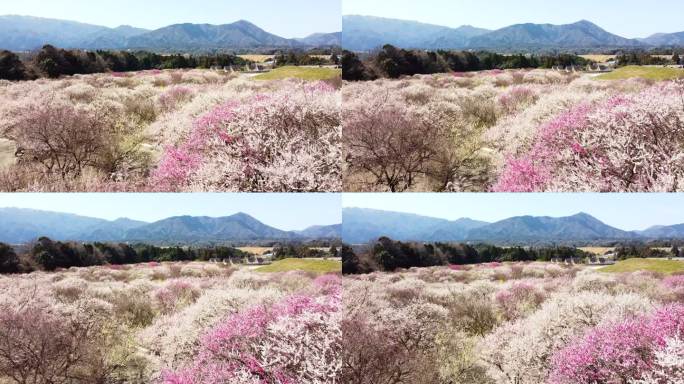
(297, 224, 342, 239)
(342, 16, 656, 51)
(81, 25, 150, 49)
(341, 209, 651, 244)
(638, 224, 684, 239)
(126, 20, 296, 50)
(296, 32, 341, 47)
(641, 31, 684, 46)
(0, 15, 338, 51)
(342, 15, 489, 50)
(0, 208, 111, 243)
(342, 208, 489, 243)
(430, 25, 494, 48)
(0, 208, 338, 244)
(468, 20, 643, 49)
(466, 213, 637, 242)
(123, 213, 295, 242)
(0, 15, 110, 50)
(80, 218, 149, 241)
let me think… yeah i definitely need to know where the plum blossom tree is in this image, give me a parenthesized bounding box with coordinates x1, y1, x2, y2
(549, 304, 684, 384)
(154, 82, 341, 192)
(162, 275, 341, 384)
(496, 82, 684, 192)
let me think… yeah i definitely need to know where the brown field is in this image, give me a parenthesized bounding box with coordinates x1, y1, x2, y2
(238, 54, 275, 63)
(237, 247, 273, 255)
(580, 247, 672, 255)
(580, 55, 616, 63)
(579, 247, 615, 255)
(237, 247, 333, 256)
(580, 54, 674, 63)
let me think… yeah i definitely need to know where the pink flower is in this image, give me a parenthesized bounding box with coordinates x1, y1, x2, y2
(162, 277, 342, 383)
(549, 304, 684, 384)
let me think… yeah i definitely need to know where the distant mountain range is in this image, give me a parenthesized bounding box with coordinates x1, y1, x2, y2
(0, 208, 340, 245)
(342, 15, 684, 51)
(342, 208, 684, 245)
(0, 15, 341, 52)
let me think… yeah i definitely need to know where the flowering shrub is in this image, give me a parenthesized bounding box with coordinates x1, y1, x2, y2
(496, 82, 684, 192)
(549, 304, 684, 384)
(497, 85, 538, 115)
(0, 262, 336, 383)
(495, 282, 545, 320)
(632, 337, 684, 383)
(154, 83, 341, 192)
(158, 86, 194, 112)
(481, 292, 652, 383)
(162, 276, 341, 384)
(154, 280, 201, 314)
(0, 71, 340, 192)
(344, 70, 682, 191)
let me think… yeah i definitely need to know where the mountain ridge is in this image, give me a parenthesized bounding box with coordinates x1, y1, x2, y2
(342, 208, 678, 245)
(342, 15, 682, 51)
(0, 15, 340, 51)
(0, 208, 340, 244)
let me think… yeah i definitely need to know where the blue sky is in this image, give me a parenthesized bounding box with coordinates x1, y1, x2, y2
(343, 194, 684, 231)
(343, 0, 684, 38)
(0, 0, 341, 38)
(0, 194, 341, 230)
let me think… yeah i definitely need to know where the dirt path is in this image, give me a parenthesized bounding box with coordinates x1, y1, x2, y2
(0, 139, 15, 168)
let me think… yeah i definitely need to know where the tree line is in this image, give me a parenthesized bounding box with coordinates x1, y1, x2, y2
(0, 44, 251, 80)
(342, 237, 594, 274)
(342, 45, 593, 80)
(0, 238, 250, 274)
(616, 52, 682, 66)
(272, 243, 341, 260)
(274, 52, 340, 67)
(342, 237, 684, 274)
(613, 245, 680, 260)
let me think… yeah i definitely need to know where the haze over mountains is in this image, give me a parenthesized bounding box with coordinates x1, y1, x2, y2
(342, 15, 684, 51)
(342, 208, 684, 245)
(0, 208, 341, 245)
(0, 15, 341, 52)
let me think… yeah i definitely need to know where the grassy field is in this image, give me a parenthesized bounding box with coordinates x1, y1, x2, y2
(597, 65, 684, 81)
(253, 66, 341, 81)
(0, 139, 15, 168)
(600, 258, 684, 275)
(238, 54, 274, 63)
(255, 258, 341, 273)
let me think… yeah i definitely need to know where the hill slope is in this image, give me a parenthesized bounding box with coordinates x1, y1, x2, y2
(0, 15, 116, 50)
(342, 16, 654, 51)
(466, 213, 636, 243)
(0, 208, 339, 244)
(0, 15, 339, 51)
(126, 20, 295, 50)
(342, 209, 654, 245)
(0, 208, 136, 243)
(468, 20, 642, 49)
(342, 15, 489, 50)
(641, 31, 684, 46)
(296, 32, 341, 47)
(342, 208, 489, 243)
